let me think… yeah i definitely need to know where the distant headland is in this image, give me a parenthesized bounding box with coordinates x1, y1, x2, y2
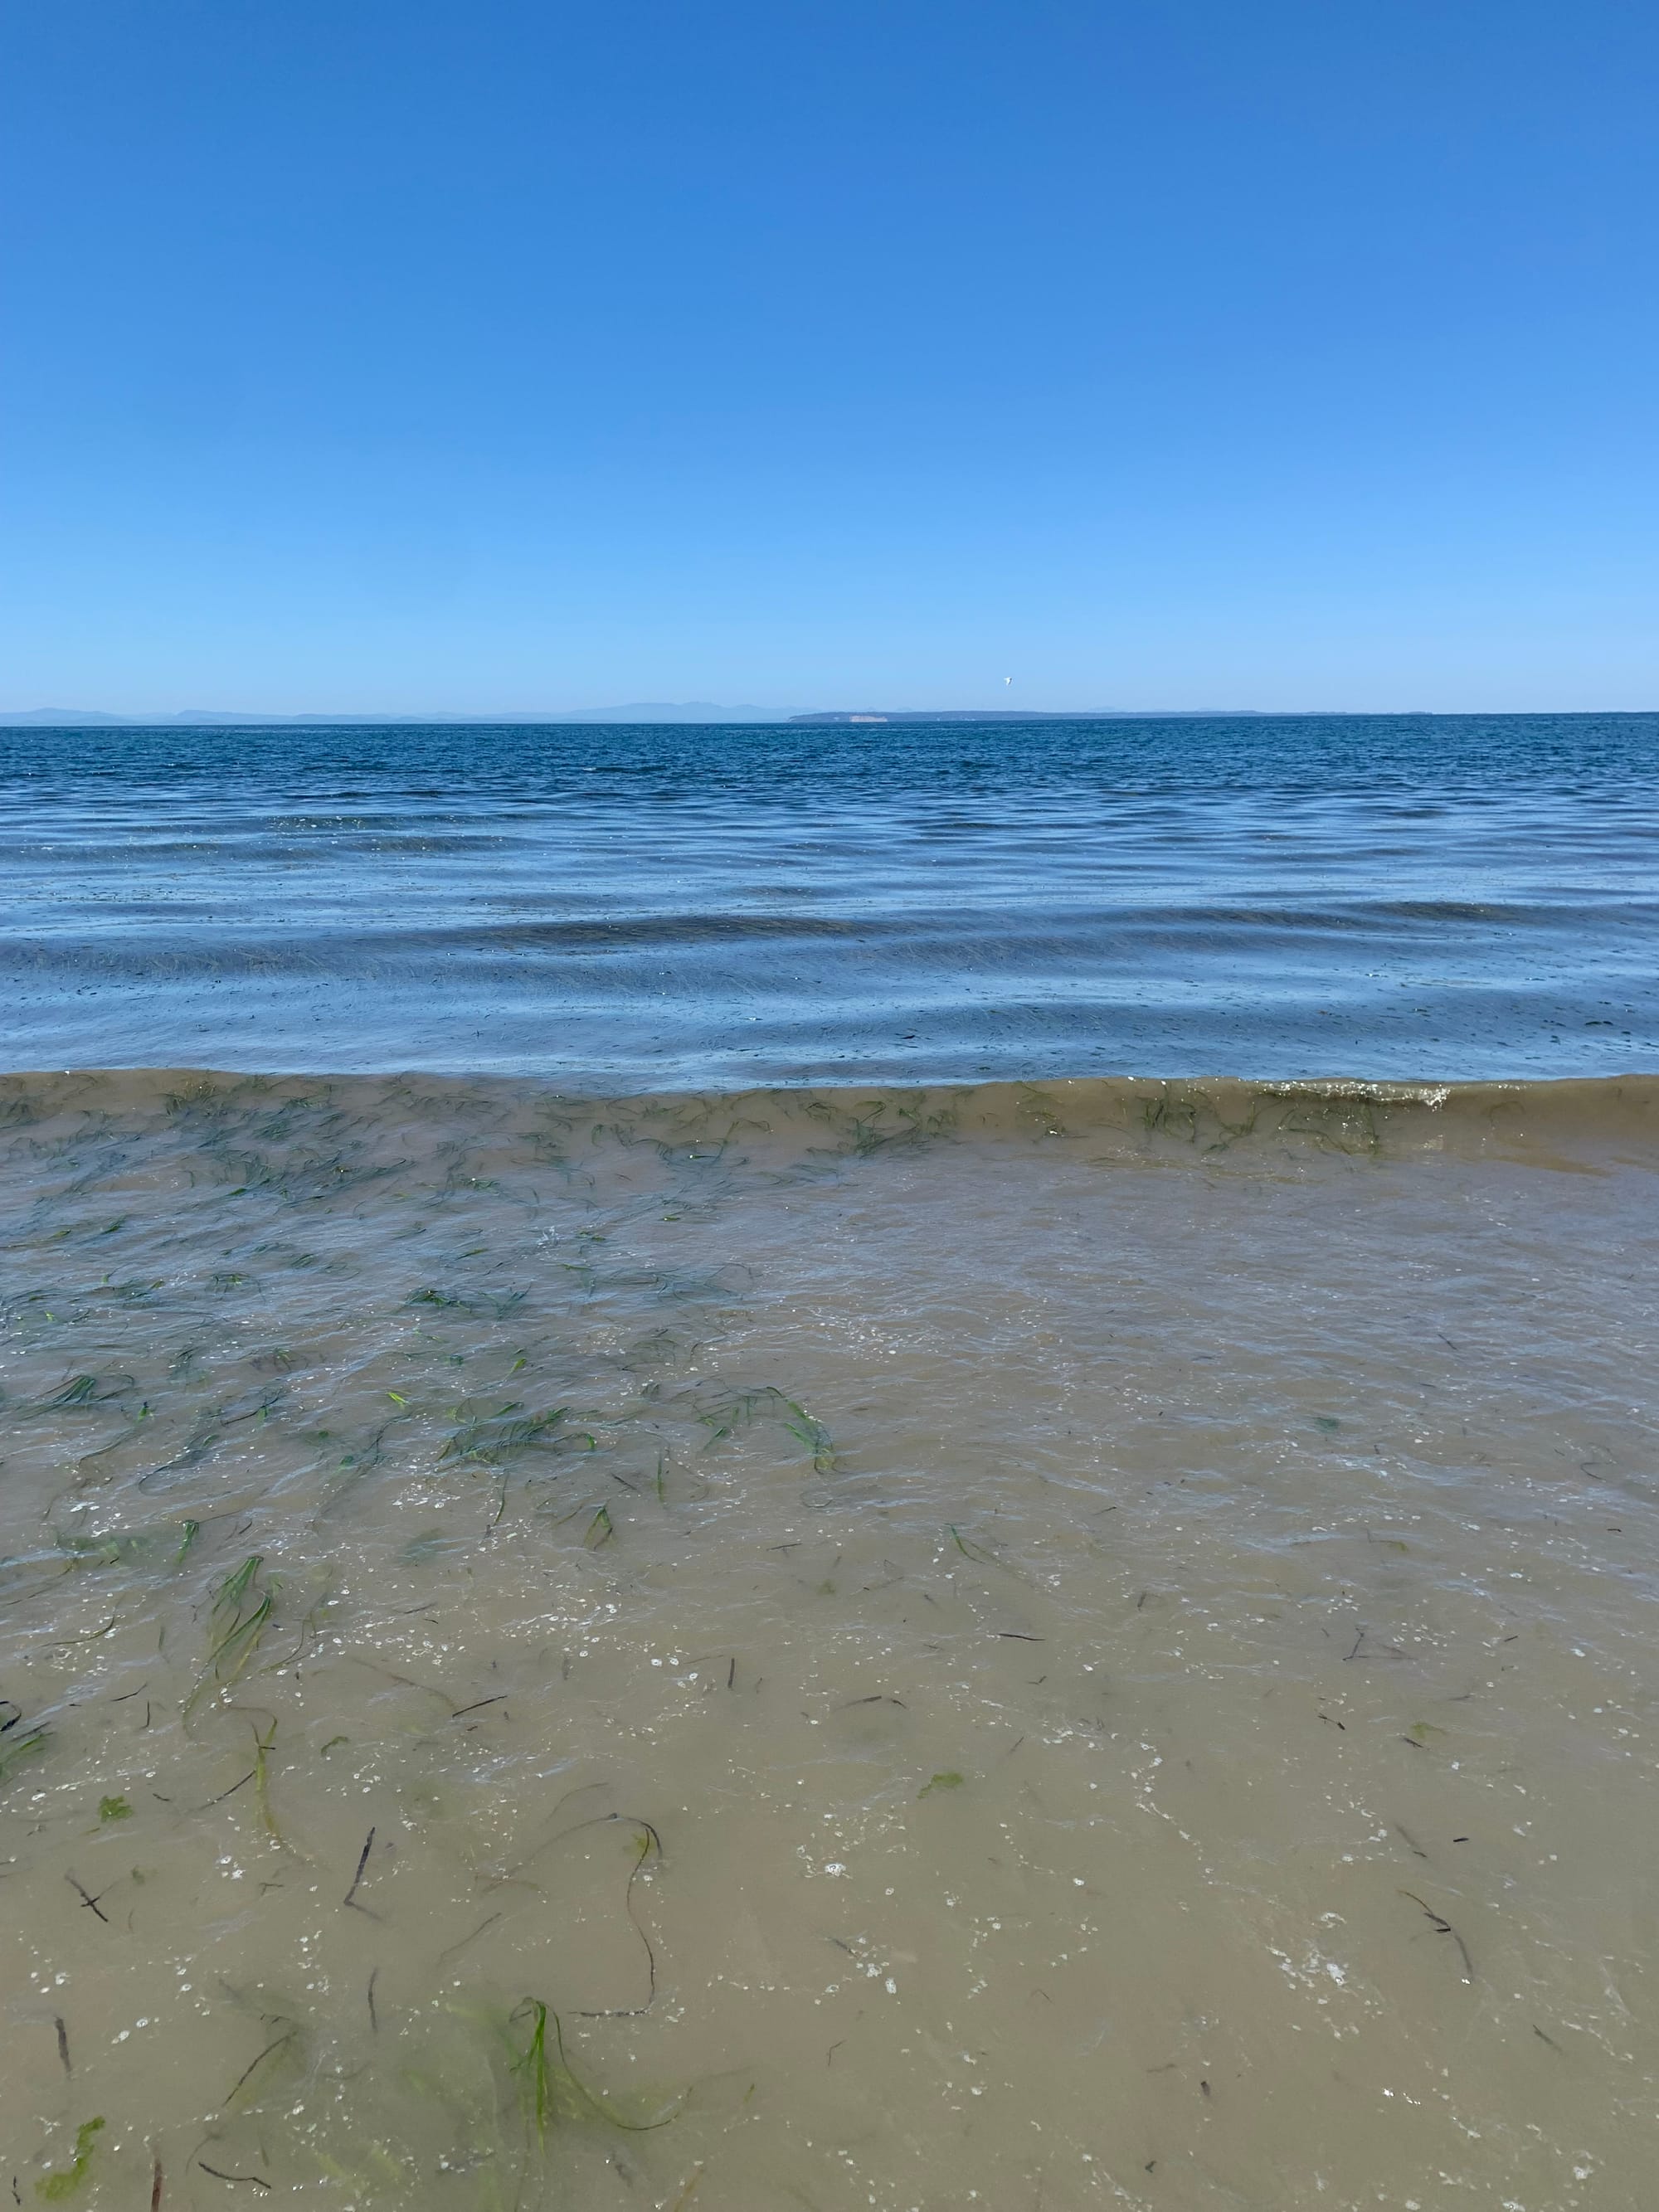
(788, 708, 1263, 724)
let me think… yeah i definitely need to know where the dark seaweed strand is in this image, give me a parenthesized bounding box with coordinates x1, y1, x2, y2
(221, 2030, 296, 2109)
(549, 2008, 687, 2130)
(343, 1826, 377, 1910)
(64, 1872, 110, 1923)
(435, 1911, 504, 1969)
(1399, 1889, 1476, 1982)
(559, 1815, 664, 2020)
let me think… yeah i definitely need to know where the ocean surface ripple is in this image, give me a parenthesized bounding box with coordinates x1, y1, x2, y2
(4, 712, 1657, 1082)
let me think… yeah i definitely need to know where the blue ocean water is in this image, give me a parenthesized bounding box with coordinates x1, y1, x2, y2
(2, 713, 1656, 1086)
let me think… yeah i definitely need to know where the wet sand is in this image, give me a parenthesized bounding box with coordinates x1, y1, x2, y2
(2, 1072, 1657, 2210)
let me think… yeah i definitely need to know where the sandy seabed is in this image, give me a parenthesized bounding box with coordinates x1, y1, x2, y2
(3, 1071, 1657, 2211)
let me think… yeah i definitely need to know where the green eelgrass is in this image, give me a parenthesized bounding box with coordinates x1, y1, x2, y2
(780, 1399, 836, 1472)
(35, 1373, 135, 1412)
(696, 1386, 836, 1473)
(277, 1991, 685, 2207)
(184, 1555, 275, 1721)
(439, 1406, 577, 1466)
(946, 1524, 999, 1568)
(221, 1708, 300, 1853)
(53, 1517, 200, 1571)
(583, 1506, 614, 1548)
(0, 1704, 49, 1791)
(46, 1375, 99, 1407)
(508, 2001, 683, 2148)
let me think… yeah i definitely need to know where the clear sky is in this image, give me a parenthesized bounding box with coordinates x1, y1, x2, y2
(2, 0, 1656, 715)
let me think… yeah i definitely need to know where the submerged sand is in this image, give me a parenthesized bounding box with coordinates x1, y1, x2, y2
(2, 1071, 1657, 2210)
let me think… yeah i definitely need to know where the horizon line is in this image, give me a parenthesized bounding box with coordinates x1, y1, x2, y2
(5, 704, 1657, 728)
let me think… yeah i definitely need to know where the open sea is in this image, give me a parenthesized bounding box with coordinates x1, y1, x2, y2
(4, 712, 1657, 1082)
(2, 716, 1657, 2212)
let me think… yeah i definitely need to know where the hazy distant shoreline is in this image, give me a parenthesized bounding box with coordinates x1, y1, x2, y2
(0, 703, 1271, 728)
(7, 705, 1655, 729)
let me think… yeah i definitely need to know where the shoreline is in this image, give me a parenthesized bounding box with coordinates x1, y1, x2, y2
(5, 1062, 1657, 1164)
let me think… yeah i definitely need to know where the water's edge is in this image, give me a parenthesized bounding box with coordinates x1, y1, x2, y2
(6, 1064, 1657, 1166)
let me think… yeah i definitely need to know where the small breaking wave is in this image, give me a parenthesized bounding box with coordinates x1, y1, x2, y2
(2, 1067, 1653, 1172)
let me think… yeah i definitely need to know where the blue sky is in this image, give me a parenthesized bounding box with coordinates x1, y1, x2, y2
(2, 0, 1655, 713)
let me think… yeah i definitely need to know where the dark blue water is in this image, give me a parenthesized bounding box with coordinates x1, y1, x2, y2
(3, 714, 1657, 1085)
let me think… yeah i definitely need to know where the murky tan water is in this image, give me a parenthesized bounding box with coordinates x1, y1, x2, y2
(3, 1072, 1657, 2212)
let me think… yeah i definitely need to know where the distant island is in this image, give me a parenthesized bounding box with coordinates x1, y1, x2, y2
(788, 708, 1262, 724)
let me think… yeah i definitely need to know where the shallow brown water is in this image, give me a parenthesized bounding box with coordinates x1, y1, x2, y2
(2, 1072, 1657, 2212)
